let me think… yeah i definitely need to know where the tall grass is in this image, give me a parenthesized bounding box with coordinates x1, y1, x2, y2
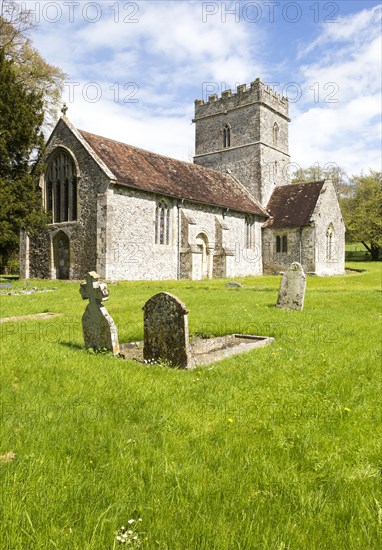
(0, 263, 381, 549)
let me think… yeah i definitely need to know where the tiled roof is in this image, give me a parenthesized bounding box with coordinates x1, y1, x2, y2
(264, 181, 325, 228)
(79, 130, 268, 217)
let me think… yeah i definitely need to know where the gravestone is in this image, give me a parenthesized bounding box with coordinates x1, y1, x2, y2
(276, 262, 306, 311)
(80, 271, 120, 354)
(143, 292, 193, 369)
(226, 281, 242, 288)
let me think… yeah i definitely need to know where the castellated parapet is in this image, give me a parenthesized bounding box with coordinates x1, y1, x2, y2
(194, 78, 289, 121)
(193, 78, 291, 205)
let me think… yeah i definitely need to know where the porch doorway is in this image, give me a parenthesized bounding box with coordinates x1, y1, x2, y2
(53, 231, 70, 279)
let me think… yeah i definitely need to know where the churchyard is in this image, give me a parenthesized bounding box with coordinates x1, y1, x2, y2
(0, 262, 381, 549)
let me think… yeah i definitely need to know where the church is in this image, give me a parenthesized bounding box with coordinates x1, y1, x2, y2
(19, 78, 345, 280)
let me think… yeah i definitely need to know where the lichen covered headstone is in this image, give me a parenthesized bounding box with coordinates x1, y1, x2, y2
(80, 271, 120, 354)
(276, 262, 306, 311)
(143, 292, 193, 369)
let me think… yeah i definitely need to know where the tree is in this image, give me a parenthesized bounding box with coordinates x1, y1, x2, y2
(0, 0, 65, 125)
(0, 48, 48, 270)
(341, 170, 382, 261)
(292, 163, 350, 197)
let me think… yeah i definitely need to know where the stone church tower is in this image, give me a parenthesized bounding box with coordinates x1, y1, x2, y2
(193, 78, 290, 206)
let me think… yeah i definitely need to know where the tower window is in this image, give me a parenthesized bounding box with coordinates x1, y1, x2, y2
(155, 199, 171, 245)
(273, 122, 279, 147)
(45, 149, 78, 223)
(223, 124, 231, 148)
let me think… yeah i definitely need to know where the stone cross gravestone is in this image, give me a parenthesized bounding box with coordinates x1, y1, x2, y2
(143, 292, 193, 369)
(80, 271, 120, 354)
(276, 262, 306, 311)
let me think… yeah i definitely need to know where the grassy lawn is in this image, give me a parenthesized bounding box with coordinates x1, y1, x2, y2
(345, 242, 377, 262)
(0, 263, 381, 549)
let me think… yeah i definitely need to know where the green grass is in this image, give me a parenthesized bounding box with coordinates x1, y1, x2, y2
(345, 242, 376, 262)
(1, 263, 381, 549)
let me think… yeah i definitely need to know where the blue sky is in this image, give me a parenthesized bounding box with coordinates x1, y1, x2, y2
(26, 0, 382, 177)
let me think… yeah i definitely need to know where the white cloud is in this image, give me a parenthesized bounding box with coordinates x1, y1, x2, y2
(28, 1, 381, 176)
(31, 0, 266, 160)
(290, 4, 382, 175)
(301, 4, 381, 57)
(62, 89, 195, 161)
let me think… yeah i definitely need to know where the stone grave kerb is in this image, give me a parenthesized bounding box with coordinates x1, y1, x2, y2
(80, 271, 120, 354)
(142, 292, 193, 369)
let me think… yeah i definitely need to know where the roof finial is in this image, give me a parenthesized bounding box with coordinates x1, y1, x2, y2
(61, 102, 68, 116)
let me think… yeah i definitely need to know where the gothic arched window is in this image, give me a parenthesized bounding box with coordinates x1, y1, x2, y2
(245, 215, 255, 249)
(155, 199, 171, 245)
(223, 124, 231, 148)
(282, 234, 288, 253)
(273, 122, 279, 147)
(326, 224, 334, 261)
(276, 235, 281, 253)
(276, 234, 288, 253)
(45, 149, 77, 223)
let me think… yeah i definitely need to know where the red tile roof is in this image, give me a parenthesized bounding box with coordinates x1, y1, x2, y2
(79, 130, 268, 217)
(264, 181, 325, 228)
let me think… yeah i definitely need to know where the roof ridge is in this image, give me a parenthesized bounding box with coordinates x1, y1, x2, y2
(77, 127, 268, 216)
(289, 180, 325, 186)
(79, 128, 202, 171)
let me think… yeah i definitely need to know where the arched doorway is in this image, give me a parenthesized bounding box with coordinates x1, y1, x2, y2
(195, 233, 209, 279)
(53, 231, 70, 279)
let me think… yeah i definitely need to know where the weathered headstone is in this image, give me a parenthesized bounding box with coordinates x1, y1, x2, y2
(80, 271, 120, 354)
(143, 292, 193, 369)
(276, 262, 306, 311)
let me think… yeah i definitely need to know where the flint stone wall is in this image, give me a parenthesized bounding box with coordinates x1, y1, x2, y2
(102, 187, 264, 280)
(262, 226, 315, 274)
(20, 119, 109, 279)
(311, 180, 345, 275)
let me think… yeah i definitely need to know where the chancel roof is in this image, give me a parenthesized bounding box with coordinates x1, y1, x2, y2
(264, 181, 325, 228)
(79, 129, 268, 217)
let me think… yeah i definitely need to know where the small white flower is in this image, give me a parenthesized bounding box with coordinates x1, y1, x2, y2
(128, 518, 135, 524)
(138, 518, 142, 522)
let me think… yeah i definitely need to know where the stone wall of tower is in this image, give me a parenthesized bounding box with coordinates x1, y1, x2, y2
(193, 79, 290, 206)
